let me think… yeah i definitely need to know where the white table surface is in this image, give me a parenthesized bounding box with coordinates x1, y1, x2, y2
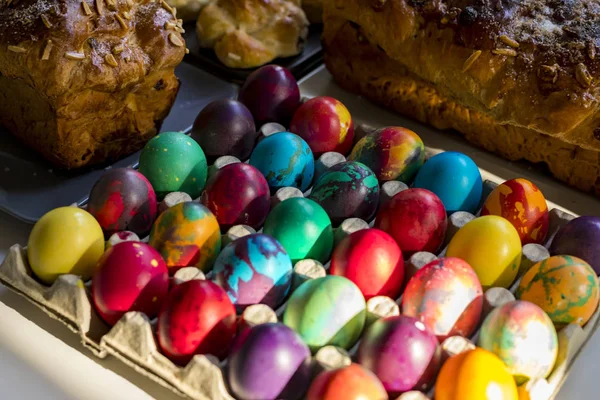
(0, 66, 599, 400)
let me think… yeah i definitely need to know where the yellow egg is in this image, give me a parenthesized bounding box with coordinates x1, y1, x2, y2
(446, 215, 522, 289)
(27, 207, 105, 284)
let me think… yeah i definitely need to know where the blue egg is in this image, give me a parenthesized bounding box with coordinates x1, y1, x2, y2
(213, 233, 293, 312)
(413, 151, 482, 214)
(249, 132, 315, 192)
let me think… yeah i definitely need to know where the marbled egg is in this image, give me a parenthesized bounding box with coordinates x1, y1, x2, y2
(358, 316, 441, 395)
(213, 234, 293, 312)
(348, 126, 425, 182)
(263, 198, 334, 264)
(307, 364, 387, 400)
(249, 132, 315, 192)
(283, 276, 366, 351)
(138, 132, 208, 199)
(446, 215, 522, 289)
(413, 151, 482, 214)
(479, 300, 558, 384)
(228, 323, 312, 400)
(309, 161, 380, 225)
(481, 178, 549, 245)
(200, 163, 270, 231)
(148, 202, 221, 273)
(402, 257, 483, 341)
(516, 255, 599, 327)
(550, 216, 600, 275)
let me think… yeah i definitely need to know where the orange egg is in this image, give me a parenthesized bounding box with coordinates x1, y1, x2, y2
(435, 348, 518, 400)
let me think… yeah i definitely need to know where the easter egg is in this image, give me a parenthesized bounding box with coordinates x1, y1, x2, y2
(238, 65, 301, 126)
(283, 275, 366, 351)
(290, 96, 355, 156)
(249, 132, 315, 192)
(375, 188, 447, 256)
(516, 255, 600, 327)
(138, 132, 208, 199)
(92, 242, 169, 326)
(550, 216, 600, 275)
(478, 300, 558, 384)
(28, 207, 105, 284)
(200, 163, 270, 231)
(348, 126, 425, 182)
(481, 178, 549, 245)
(228, 323, 312, 400)
(435, 348, 518, 400)
(263, 198, 334, 263)
(358, 316, 441, 395)
(213, 234, 293, 311)
(413, 151, 482, 214)
(309, 161, 380, 225)
(148, 202, 221, 273)
(330, 229, 404, 299)
(402, 257, 483, 341)
(307, 363, 387, 400)
(157, 280, 237, 364)
(446, 215, 522, 289)
(190, 99, 257, 163)
(87, 168, 157, 237)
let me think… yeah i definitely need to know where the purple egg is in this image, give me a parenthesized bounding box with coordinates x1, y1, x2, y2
(550, 216, 600, 275)
(228, 323, 312, 400)
(357, 315, 441, 396)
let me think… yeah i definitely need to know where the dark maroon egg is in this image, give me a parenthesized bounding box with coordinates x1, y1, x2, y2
(238, 65, 301, 126)
(157, 280, 237, 364)
(550, 216, 600, 275)
(92, 241, 169, 326)
(190, 99, 257, 163)
(200, 163, 270, 231)
(87, 168, 157, 237)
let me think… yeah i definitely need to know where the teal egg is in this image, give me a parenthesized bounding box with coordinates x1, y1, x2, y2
(139, 132, 208, 199)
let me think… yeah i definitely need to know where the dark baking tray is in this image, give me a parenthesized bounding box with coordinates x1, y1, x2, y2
(183, 23, 324, 84)
(0, 63, 238, 224)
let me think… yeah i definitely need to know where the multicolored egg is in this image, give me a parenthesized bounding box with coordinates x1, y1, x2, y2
(213, 234, 293, 312)
(348, 126, 425, 182)
(92, 242, 169, 326)
(478, 300, 558, 384)
(157, 280, 237, 364)
(308, 161, 380, 225)
(87, 168, 157, 237)
(28, 207, 105, 284)
(330, 229, 404, 300)
(402, 257, 483, 341)
(375, 188, 447, 256)
(263, 198, 333, 264)
(200, 163, 270, 231)
(481, 178, 549, 245)
(138, 132, 208, 199)
(249, 132, 315, 193)
(290, 96, 355, 157)
(227, 323, 312, 400)
(550, 216, 600, 275)
(283, 276, 366, 351)
(358, 316, 441, 395)
(148, 202, 221, 273)
(413, 151, 482, 214)
(435, 348, 518, 400)
(516, 255, 599, 327)
(446, 215, 522, 289)
(307, 363, 387, 400)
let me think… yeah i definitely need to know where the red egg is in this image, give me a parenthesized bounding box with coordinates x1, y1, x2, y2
(290, 96, 355, 157)
(375, 188, 447, 257)
(307, 363, 387, 400)
(157, 280, 237, 364)
(330, 229, 404, 300)
(402, 257, 483, 341)
(91, 242, 169, 326)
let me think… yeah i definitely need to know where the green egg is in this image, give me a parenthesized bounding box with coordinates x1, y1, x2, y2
(139, 132, 207, 199)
